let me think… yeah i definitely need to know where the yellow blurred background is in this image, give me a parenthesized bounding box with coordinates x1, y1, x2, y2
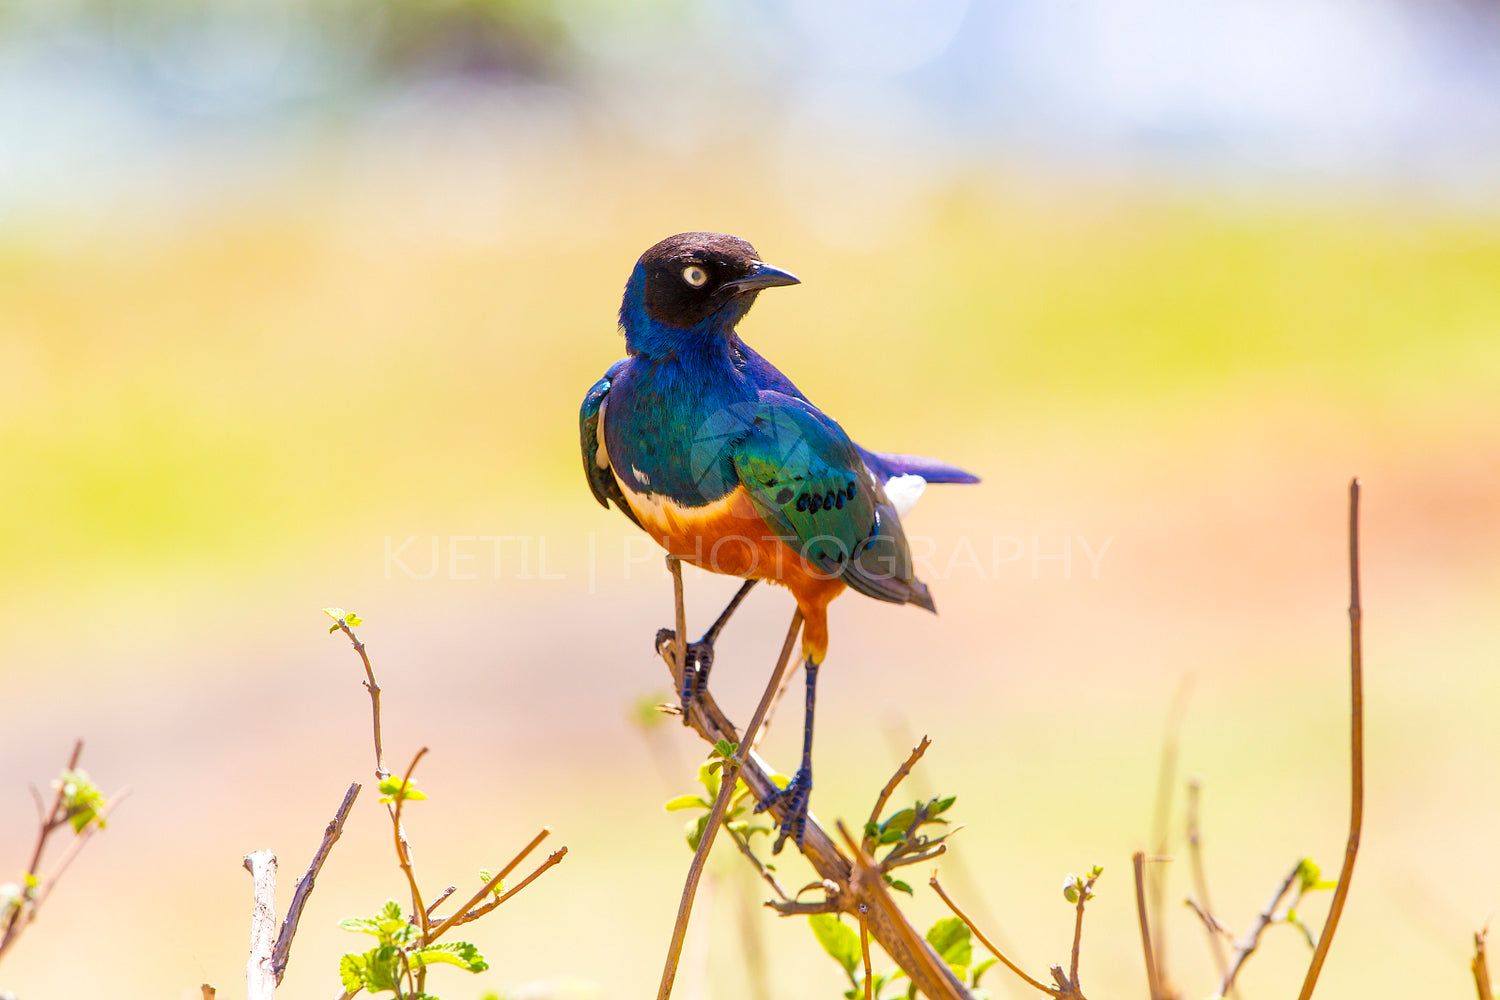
(3, 3, 1500, 999)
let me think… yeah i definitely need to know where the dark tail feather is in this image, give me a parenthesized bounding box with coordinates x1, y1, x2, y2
(858, 446, 981, 485)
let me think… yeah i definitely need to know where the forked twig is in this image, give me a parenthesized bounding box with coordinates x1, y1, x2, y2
(1186, 780, 1233, 995)
(862, 736, 931, 854)
(438, 848, 568, 930)
(427, 827, 551, 941)
(1295, 477, 1365, 1000)
(1220, 860, 1303, 996)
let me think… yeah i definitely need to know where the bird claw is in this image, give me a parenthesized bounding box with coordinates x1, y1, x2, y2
(755, 767, 811, 853)
(654, 628, 716, 723)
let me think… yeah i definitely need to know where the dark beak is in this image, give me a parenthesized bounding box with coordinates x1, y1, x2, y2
(721, 261, 800, 295)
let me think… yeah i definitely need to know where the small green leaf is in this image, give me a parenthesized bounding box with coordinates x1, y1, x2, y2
(345, 612, 363, 626)
(323, 607, 345, 621)
(1063, 873, 1081, 904)
(712, 739, 738, 759)
(378, 776, 427, 804)
(925, 917, 972, 975)
(887, 878, 913, 896)
(934, 796, 957, 815)
(971, 957, 998, 986)
(56, 769, 107, 833)
(338, 952, 366, 991)
(478, 870, 506, 895)
(664, 794, 711, 812)
(685, 815, 708, 851)
(365, 944, 405, 991)
(863, 820, 880, 840)
(413, 940, 489, 973)
(809, 913, 862, 980)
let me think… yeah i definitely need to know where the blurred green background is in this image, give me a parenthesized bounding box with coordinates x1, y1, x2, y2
(3, 2, 1500, 998)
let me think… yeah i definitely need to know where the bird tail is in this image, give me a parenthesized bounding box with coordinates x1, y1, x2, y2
(858, 447, 981, 485)
(842, 506, 938, 614)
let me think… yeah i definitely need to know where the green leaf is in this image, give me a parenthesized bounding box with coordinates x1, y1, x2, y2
(933, 796, 957, 816)
(925, 917, 972, 975)
(971, 957, 998, 986)
(323, 607, 345, 621)
(412, 940, 489, 973)
(1063, 873, 1081, 904)
(56, 769, 107, 833)
(346, 612, 364, 626)
(809, 913, 862, 980)
(378, 776, 427, 804)
(664, 794, 711, 812)
(477, 870, 506, 896)
(338, 952, 367, 992)
(863, 821, 880, 841)
(685, 815, 708, 851)
(712, 739, 738, 759)
(887, 878, 913, 896)
(365, 944, 405, 992)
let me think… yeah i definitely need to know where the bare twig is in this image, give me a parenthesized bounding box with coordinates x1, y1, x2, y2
(657, 558, 803, 1000)
(439, 848, 568, 929)
(727, 829, 789, 901)
(335, 621, 387, 779)
(1220, 860, 1303, 996)
(244, 850, 278, 1000)
(1069, 872, 1091, 992)
(860, 910, 875, 1000)
(1133, 851, 1162, 1000)
(1474, 923, 1494, 1000)
(930, 873, 1056, 998)
(1185, 780, 1233, 994)
(1296, 477, 1365, 1000)
(425, 885, 457, 917)
(272, 782, 360, 985)
(862, 736, 931, 853)
(427, 827, 551, 942)
(390, 747, 430, 942)
(1147, 676, 1191, 989)
(1184, 897, 1233, 940)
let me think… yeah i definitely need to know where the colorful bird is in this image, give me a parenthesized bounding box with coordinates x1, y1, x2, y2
(581, 232, 977, 850)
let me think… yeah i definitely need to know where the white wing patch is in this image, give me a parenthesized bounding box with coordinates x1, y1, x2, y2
(884, 474, 927, 518)
(594, 399, 612, 469)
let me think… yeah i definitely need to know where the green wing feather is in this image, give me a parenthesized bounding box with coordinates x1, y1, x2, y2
(579, 367, 642, 529)
(731, 393, 933, 610)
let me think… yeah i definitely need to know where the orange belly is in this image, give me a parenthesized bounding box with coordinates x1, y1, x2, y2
(622, 482, 842, 660)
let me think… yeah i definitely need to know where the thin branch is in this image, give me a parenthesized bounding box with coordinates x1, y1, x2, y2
(425, 885, 457, 917)
(727, 829, 789, 901)
(860, 910, 874, 1000)
(427, 827, 551, 942)
(1133, 851, 1162, 1000)
(439, 848, 568, 929)
(930, 873, 1056, 999)
(1220, 860, 1303, 996)
(1296, 477, 1365, 1000)
(244, 850, 278, 1000)
(272, 782, 361, 985)
(883, 844, 948, 871)
(27, 790, 128, 919)
(1147, 676, 1192, 989)
(657, 571, 802, 1000)
(0, 740, 85, 955)
(658, 601, 969, 1000)
(390, 747, 430, 940)
(1474, 923, 1494, 1000)
(862, 736, 931, 854)
(335, 621, 387, 780)
(1186, 780, 1233, 995)
(1069, 873, 1088, 992)
(1183, 897, 1233, 941)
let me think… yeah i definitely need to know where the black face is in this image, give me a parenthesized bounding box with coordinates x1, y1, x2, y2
(637, 232, 767, 328)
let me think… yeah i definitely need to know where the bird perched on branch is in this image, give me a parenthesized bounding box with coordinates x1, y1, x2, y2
(580, 232, 977, 851)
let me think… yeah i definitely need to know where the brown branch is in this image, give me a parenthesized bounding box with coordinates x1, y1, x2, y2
(727, 829, 788, 901)
(335, 620, 387, 780)
(930, 873, 1057, 998)
(272, 782, 361, 985)
(1220, 860, 1302, 996)
(438, 847, 568, 929)
(862, 736, 931, 853)
(1296, 477, 1365, 1000)
(1186, 780, 1233, 995)
(1474, 923, 1494, 1000)
(390, 747, 429, 940)
(0, 740, 85, 956)
(427, 828, 551, 941)
(657, 599, 969, 1000)
(425, 885, 457, 917)
(1184, 897, 1233, 940)
(1069, 872, 1089, 993)
(860, 911, 874, 1000)
(657, 556, 803, 1000)
(243, 850, 278, 1000)
(1133, 851, 1162, 1000)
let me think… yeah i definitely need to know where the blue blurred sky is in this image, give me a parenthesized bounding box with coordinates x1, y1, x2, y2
(3, 0, 1499, 216)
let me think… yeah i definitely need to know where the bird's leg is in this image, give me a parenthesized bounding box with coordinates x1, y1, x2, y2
(655, 579, 759, 716)
(754, 655, 818, 853)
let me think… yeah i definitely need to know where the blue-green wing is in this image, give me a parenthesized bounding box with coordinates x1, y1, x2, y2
(731, 393, 933, 610)
(580, 362, 642, 529)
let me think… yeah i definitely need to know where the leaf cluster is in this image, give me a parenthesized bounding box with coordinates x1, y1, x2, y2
(338, 900, 487, 999)
(863, 795, 959, 895)
(810, 913, 997, 1000)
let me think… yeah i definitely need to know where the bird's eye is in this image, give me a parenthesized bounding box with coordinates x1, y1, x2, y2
(682, 265, 708, 288)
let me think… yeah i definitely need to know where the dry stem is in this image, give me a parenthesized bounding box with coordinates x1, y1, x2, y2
(427, 827, 551, 941)
(1185, 780, 1232, 995)
(1295, 477, 1365, 1000)
(1219, 860, 1303, 996)
(244, 850, 278, 1000)
(272, 781, 361, 984)
(1133, 851, 1162, 1000)
(930, 873, 1056, 998)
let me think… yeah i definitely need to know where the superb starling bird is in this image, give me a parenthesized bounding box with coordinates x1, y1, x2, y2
(581, 232, 977, 850)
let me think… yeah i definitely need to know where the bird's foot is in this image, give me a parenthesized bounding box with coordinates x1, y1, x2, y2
(654, 628, 715, 723)
(755, 766, 812, 854)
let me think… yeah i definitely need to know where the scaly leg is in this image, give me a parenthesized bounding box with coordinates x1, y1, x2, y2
(655, 578, 759, 716)
(755, 655, 819, 853)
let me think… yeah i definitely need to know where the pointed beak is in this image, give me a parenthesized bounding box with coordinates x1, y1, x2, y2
(721, 261, 801, 295)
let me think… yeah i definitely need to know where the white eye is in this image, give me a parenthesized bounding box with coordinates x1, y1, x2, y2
(682, 265, 708, 288)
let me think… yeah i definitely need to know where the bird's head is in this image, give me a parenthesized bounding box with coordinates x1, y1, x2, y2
(619, 232, 799, 356)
